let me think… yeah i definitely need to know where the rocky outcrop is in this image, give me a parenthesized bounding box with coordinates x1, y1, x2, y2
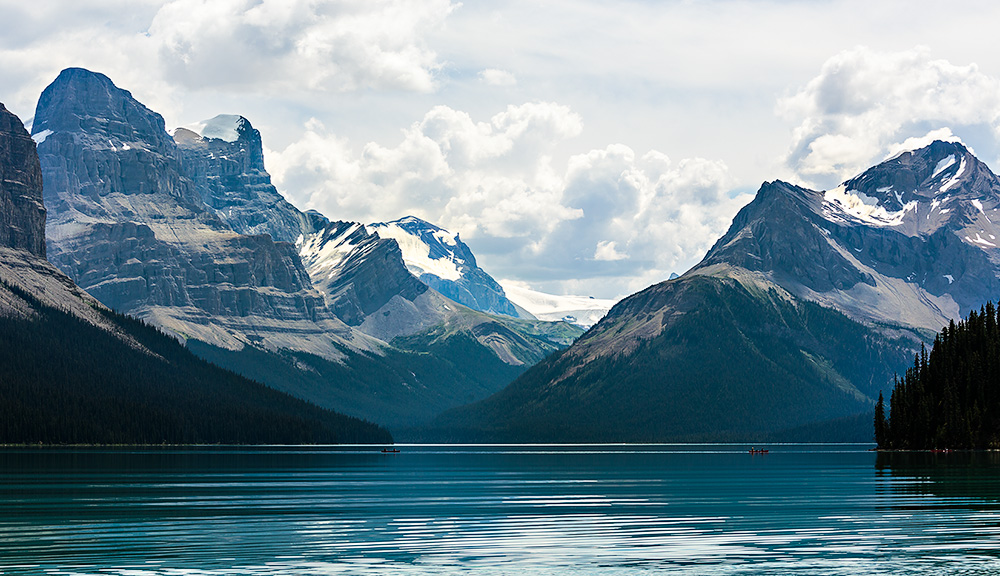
(298, 212, 428, 327)
(34, 67, 377, 359)
(174, 115, 311, 243)
(0, 103, 46, 257)
(0, 101, 125, 330)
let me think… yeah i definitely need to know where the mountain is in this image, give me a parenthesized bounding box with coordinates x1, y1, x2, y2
(174, 114, 311, 243)
(33, 68, 580, 429)
(499, 282, 617, 328)
(368, 216, 523, 318)
(0, 99, 390, 445)
(34, 68, 375, 361)
(429, 140, 996, 442)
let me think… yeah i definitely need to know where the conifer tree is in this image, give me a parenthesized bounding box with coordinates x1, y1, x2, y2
(874, 391, 887, 448)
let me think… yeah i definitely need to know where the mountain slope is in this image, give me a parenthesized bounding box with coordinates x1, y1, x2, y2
(429, 140, 996, 442)
(428, 269, 912, 441)
(0, 99, 390, 445)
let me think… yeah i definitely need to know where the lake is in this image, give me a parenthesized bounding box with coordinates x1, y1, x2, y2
(2, 444, 1000, 575)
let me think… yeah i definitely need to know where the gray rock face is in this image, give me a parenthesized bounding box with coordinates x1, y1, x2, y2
(298, 211, 429, 328)
(0, 103, 46, 257)
(174, 115, 311, 243)
(33, 67, 373, 359)
(701, 181, 876, 293)
(0, 101, 130, 331)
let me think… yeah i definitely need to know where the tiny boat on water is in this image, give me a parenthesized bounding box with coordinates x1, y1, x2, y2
(381, 448, 400, 453)
(748, 448, 769, 454)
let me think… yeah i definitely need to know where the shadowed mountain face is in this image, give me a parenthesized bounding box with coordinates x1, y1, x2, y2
(428, 140, 1000, 442)
(0, 103, 45, 257)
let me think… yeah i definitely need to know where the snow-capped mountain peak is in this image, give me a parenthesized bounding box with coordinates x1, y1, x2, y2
(819, 141, 999, 237)
(367, 216, 522, 317)
(368, 217, 467, 281)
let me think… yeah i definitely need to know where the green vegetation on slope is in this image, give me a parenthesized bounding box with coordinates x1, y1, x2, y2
(0, 280, 391, 445)
(879, 302, 1000, 450)
(188, 330, 530, 429)
(426, 276, 916, 442)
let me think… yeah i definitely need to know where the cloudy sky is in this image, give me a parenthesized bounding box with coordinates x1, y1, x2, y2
(3, 0, 1000, 298)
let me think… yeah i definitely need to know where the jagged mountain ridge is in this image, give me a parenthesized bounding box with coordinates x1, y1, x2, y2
(174, 114, 312, 243)
(699, 141, 998, 334)
(173, 109, 577, 361)
(427, 140, 999, 442)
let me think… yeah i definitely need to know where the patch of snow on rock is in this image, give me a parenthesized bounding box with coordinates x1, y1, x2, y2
(432, 229, 458, 247)
(370, 223, 462, 281)
(824, 185, 916, 227)
(932, 155, 956, 178)
(940, 157, 967, 193)
(31, 129, 53, 144)
(967, 233, 998, 247)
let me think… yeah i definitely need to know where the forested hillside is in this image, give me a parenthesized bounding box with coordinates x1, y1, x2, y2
(0, 280, 392, 445)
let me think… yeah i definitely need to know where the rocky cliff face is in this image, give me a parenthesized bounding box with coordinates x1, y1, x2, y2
(33, 68, 376, 359)
(174, 115, 311, 243)
(0, 103, 46, 257)
(29, 68, 580, 429)
(0, 101, 128, 329)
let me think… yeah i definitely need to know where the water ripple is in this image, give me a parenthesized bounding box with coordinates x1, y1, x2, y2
(2, 445, 1000, 575)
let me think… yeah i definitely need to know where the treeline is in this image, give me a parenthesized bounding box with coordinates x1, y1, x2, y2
(0, 280, 392, 445)
(877, 302, 1000, 450)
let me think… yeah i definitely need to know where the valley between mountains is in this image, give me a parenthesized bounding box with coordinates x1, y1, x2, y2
(5, 66, 1000, 443)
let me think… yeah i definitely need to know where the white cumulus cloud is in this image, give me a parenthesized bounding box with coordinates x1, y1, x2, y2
(780, 46, 1000, 188)
(479, 68, 517, 86)
(150, 0, 457, 93)
(267, 103, 748, 298)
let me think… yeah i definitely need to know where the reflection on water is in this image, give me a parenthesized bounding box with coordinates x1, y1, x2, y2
(877, 451, 1000, 502)
(2, 445, 1000, 575)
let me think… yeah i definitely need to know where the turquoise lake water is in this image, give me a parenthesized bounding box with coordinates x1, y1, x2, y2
(2, 444, 1000, 575)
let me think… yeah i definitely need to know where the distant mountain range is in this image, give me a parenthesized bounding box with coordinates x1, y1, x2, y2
(427, 140, 999, 442)
(29, 67, 581, 429)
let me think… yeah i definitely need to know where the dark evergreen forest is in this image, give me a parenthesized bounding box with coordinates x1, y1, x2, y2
(878, 302, 1000, 450)
(0, 281, 392, 445)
